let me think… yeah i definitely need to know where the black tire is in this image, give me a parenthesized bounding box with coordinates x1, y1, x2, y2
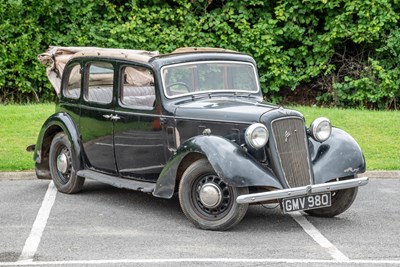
(49, 132, 84, 194)
(305, 187, 358, 217)
(178, 158, 249, 231)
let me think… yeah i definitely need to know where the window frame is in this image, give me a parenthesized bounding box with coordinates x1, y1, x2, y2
(161, 60, 260, 99)
(62, 63, 82, 100)
(118, 65, 156, 111)
(83, 61, 115, 105)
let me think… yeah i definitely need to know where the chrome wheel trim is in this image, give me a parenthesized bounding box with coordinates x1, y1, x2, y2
(56, 152, 68, 174)
(192, 174, 233, 220)
(55, 146, 72, 183)
(199, 183, 222, 208)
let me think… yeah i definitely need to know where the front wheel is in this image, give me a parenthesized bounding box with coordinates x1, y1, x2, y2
(305, 187, 358, 217)
(178, 158, 249, 231)
(49, 132, 84, 194)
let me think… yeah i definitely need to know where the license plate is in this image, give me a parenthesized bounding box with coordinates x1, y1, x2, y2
(282, 192, 331, 213)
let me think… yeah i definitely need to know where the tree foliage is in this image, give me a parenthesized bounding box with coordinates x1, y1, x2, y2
(1, 0, 399, 109)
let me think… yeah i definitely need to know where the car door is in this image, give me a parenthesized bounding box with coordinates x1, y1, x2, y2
(114, 65, 167, 182)
(79, 61, 117, 174)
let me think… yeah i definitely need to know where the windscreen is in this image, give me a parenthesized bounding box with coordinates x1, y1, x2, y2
(162, 61, 259, 98)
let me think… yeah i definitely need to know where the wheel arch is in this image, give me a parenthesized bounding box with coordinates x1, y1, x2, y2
(310, 128, 366, 184)
(175, 152, 205, 187)
(34, 113, 83, 179)
(153, 135, 283, 199)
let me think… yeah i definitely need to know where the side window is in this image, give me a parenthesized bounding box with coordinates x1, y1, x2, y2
(121, 66, 155, 110)
(64, 64, 81, 99)
(86, 62, 114, 104)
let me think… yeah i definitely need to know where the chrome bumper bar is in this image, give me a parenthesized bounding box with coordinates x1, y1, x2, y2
(236, 177, 369, 204)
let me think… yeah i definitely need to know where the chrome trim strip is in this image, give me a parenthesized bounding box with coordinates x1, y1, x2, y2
(236, 177, 369, 204)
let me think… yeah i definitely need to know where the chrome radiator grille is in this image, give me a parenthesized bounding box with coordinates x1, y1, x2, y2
(271, 117, 312, 188)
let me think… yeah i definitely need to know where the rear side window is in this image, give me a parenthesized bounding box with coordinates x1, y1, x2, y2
(85, 62, 114, 104)
(120, 66, 155, 110)
(63, 64, 81, 99)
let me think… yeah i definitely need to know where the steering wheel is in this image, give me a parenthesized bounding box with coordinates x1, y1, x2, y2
(166, 82, 191, 93)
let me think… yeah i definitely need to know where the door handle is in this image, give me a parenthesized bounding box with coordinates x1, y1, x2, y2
(103, 114, 120, 121)
(110, 115, 120, 121)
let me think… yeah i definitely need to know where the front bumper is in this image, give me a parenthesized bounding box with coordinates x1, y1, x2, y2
(236, 177, 369, 204)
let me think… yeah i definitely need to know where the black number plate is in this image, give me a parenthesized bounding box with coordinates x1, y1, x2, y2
(282, 192, 331, 213)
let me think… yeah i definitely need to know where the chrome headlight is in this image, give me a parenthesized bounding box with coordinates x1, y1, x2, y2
(245, 123, 269, 149)
(309, 117, 332, 142)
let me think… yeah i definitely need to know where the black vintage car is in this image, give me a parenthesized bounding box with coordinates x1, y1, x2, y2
(32, 46, 368, 230)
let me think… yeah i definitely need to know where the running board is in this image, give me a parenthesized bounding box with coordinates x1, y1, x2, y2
(77, 170, 155, 193)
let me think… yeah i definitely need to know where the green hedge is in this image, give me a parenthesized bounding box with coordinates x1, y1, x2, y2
(1, 0, 399, 109)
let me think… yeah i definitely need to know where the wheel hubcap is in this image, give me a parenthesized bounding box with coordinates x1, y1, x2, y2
(193, 174, 233, 219)
(199, 183, 222, 208)
(56, 151, 69, 174)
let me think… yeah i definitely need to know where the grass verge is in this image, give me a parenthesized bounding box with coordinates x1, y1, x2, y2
(0, 104, 54, 171)
(294, 106, 400, 170)
(0, 104, 398, 171)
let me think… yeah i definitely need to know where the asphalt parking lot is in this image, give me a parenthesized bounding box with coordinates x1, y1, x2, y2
(0, 175, 399, 267)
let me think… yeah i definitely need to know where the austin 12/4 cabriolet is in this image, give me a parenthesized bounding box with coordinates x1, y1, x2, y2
(31, 46, 368, 230)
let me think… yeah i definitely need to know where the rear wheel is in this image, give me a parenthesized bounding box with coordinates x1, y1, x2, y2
(305, 187, 358, 217)
(179, 158, 249, 231)
(49, 132, 84, 194)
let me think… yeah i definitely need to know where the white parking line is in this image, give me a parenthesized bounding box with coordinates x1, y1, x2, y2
(290, 211, 349, 261)
(17, 181, 57, 263)
(1, 258, 400, 266)
(6, 181, 397, 266)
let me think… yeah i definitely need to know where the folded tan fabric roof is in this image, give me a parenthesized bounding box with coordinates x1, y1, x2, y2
(38, 46, 159, 95)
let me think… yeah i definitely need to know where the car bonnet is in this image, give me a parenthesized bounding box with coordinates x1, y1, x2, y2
(173, 97, 278, 124)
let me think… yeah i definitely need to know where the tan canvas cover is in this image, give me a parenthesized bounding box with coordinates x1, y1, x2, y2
(38, 46, 159, 95)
